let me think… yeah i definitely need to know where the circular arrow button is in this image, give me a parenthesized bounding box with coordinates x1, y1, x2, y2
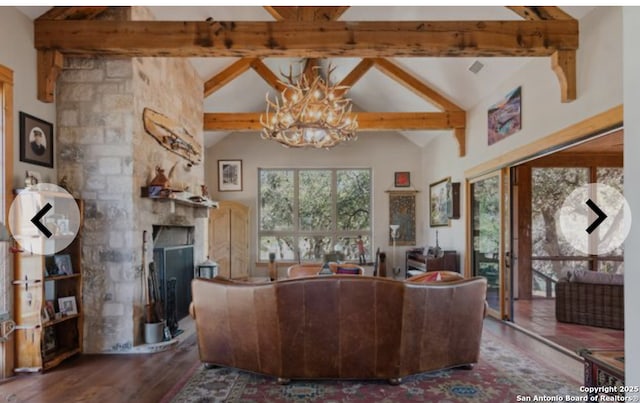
(558, 183, 631, 255)
(7, 184, 80, 256)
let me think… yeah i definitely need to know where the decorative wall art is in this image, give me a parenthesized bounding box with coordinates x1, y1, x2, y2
(143, 107, 203, 165)
(488, 86, 522, 145)
(388, 191, 416, 246)
(218, 160, 243, 192)
(430, 177, 451, 227)
(19, 112, 54, 168)
(394, 172, 410, 188)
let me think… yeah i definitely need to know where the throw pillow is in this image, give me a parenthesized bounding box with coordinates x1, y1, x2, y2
(407, 271, 464, 283)
(336, 266, 361, 275)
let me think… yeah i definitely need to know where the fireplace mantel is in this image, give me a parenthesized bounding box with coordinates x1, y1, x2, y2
(140, 187, 218, 209)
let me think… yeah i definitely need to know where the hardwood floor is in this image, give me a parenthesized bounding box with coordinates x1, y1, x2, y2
(0, 333, 199, 403)
(0, 317, 586, 402)
(512, 298, 624, 353)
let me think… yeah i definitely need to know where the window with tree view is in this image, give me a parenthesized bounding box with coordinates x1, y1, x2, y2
(259, 168, 372, 262)
(531, 166, 624, 297)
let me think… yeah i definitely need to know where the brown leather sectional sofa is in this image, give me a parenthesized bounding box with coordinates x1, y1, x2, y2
(190, 275, 487, 384)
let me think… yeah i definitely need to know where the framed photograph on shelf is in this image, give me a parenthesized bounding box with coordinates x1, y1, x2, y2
(58, 296, 78, 316)
(19, 112, 54, 168)
(41, 306, 50, 323)
(218, 160, 243, 191)
(429, 177, 452, 227)
(45, 300, 56, 319)
(43, 327, 56, 354)
(54, 254, 73, 275)
(394, 172, 410, 188)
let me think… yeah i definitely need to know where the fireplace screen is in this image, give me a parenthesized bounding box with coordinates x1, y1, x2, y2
(153, 245, 194, 334)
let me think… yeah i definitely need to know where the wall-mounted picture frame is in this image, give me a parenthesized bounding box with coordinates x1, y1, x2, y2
(54, 254, 73, 275)
(488, 86, 522, 145)
(19, 112, 54, 168)
(218, 160, 243, 191)
(394, 171, 410, 188)
(429, 177, 451, 227)
(388, 191, 417, 246)
(58, 296, 78, 316)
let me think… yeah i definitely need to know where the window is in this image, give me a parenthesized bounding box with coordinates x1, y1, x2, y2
(258, 168, 372, 262)
(531, 166, 624, 297)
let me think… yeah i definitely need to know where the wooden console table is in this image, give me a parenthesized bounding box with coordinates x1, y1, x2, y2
(580, 349, 624, 397)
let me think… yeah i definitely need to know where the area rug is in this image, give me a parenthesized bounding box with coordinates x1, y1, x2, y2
(166, 330, 580, 402)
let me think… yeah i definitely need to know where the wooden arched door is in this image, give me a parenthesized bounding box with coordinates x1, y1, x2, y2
(208, 201, 249, 279)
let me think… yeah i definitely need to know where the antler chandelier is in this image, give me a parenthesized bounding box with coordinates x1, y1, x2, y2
(260, 64, 358, 149)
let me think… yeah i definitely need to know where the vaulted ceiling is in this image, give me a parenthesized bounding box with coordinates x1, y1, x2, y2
(17, 6, 594, 151)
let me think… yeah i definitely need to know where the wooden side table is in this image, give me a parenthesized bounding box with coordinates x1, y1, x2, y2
(579, 349, 624, 397)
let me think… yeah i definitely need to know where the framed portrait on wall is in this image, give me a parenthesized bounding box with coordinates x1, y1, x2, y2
(19, 112, 54, 168)
(218, 160, 243, 191)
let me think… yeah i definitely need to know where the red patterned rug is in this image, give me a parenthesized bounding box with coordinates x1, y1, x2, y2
(165, 329, 580, 402)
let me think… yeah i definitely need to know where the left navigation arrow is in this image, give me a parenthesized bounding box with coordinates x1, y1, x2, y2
(31, 202, 53, 238)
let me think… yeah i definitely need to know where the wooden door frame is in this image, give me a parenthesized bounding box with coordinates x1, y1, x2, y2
(466, 170, 508, 319)
(1, 64, 14, 379)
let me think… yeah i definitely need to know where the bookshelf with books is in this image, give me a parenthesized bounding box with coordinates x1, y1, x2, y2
(12, 192, 84, 372)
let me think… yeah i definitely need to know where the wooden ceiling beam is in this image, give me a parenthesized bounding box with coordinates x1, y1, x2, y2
(37, 50, 64, 103)
(303, 58, 319, 82)
(337, 58, 375, 89)
(506, 6, 577, 102)
(250, 59, 288, 92)
(34, 20, 578, 58)
(552, 50, 576, 102)
(372, 58, 462, 112)
(203, 111, 465, 131)
(506, 6, 574, 21)
(204, 57, 257, 97)
(264, 6, 350, 21)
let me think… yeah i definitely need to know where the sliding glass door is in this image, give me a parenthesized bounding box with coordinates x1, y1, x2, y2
(469, 170, 511, 319)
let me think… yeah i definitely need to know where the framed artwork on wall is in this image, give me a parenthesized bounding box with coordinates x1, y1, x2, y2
(19, 112, 54, 168)
(218, 160, 243, 191)
(429, 177, 451, 227)
(388, 191, 417, 246)
(488, 86, 522, 145)
(394, 171, 410, 188)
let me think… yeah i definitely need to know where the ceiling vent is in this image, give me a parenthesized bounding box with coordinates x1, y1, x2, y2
(468, 60, 484, 74)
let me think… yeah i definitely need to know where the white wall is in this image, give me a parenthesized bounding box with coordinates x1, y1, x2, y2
(205, 131, 424, 277)
(623, 5, 640, 391)
(0, 8, 57, 189)
(421, 7, 623, 266)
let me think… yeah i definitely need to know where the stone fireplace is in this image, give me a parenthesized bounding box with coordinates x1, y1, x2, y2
(55, 7, 206, 353)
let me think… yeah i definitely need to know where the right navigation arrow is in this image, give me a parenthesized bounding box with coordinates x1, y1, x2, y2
(585, 199, 607, 234)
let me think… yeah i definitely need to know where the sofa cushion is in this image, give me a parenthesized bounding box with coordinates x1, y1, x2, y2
(406, 271, 464, 283)
(569, 270, 624, 285)
(336, 266, 361, 275)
